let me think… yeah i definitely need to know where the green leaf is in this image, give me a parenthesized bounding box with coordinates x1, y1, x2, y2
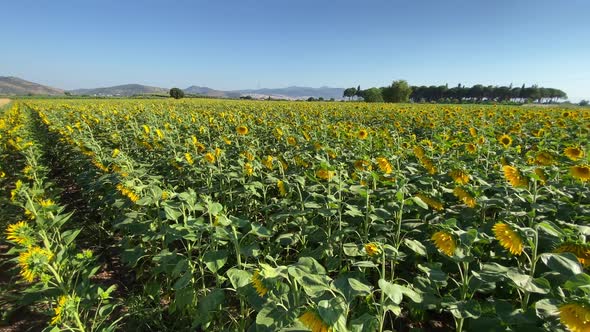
(61, 229, 81, 246)
(350, 313, 379, 332)
(403, 238, 427, 256)
(173, 271, 192, 290)
(535, 298, 559, 319)
(506, 270, 550, 294)
(378, 279, 403, 304)
(536, 221, 564, 237)
(411, 196, 429, 209)
(226, 268, 252, 290)
(540, 253, 582, 277)
(352, 261, 378, 268)
(317, 297, 346, 325)
(564, 273, 590, 293)
(203, 249, 228, 273)
(446, 300, 481, 319)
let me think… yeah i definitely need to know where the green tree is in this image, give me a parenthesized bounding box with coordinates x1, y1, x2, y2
(343, 87, 357, 100)
(169, 87, 185, 99)
(382, 80, 412, 103)
(360, 88, 384, 102)
(580, 100, 589, 106)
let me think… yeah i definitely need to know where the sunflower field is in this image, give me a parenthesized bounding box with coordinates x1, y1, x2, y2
(1, 99, 589, 332)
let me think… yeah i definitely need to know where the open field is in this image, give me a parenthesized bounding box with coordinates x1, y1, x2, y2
(0, 99, 11, 107)
(1, 99, 589, 331)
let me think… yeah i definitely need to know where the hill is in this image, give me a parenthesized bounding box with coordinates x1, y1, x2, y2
(0, 76, 64, 95)
(69, 84, 168, 96)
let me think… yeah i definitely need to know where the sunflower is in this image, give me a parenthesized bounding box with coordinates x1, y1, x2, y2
(431, 231, 456, 256)
(316, 169, 335, 181)
(18, 246, 53, 282)
(185, 152, 194, 165)
(453, 187, 476, 208)
(555, 242, 590, 267)
(469, 127, 477, 137)
(492, 223, 523, 255)
(5, 221, 34, 246)
(241, 151, 255, 161)
(204, 152, 216, 164)
(364, 243, 381, 257)
(39, 199, 55, 208)
(535, 151, 554, 166)
(299, 310, 332, 332)
(244, 163, 253, 176)
(274, 127, 283, 139)
(112, 148, 120, 158)
(287, 136, 297, 146)
(416, 194, 444, 211)
(571, 165, 590, 182)
(502, 165, 529, 188)
(559, 303, 590, 332)
(51, 295, 69, 325)
(564, 147, 585, 161)
(357, 129, 369, 140)
(277, 180, 287, 196)
(375, 157, 393, 174)
(499, 134, 512, 148)
(251, 271, 268, 297)
(155, 129, 164, 140)
(449, 169, 470, 185)
(353, 159, 372, 172)
(263, 155, 274, 169)
(236, 125, 248, 135)
(466, 143, 477, 153)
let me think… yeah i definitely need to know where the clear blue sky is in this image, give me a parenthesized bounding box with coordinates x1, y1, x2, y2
(1, 0, 589, 101)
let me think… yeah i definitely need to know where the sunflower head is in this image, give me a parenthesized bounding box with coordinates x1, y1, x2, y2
(316, 169, 335, 181)
(354, 159, 372, 172)
(492, 223, 523, 255)
(571, 165, 590, 182)
(244, 163, 253, 176)
(251, 270, 268, 297)
(499, 134, 512, 148)
(204, 152, 216, 164)
(364, 243, 381, 257)
(502, 165, 529, 188)
(431, 231, 456, 256)
(236, 125, 248, 135)
(277, 180, 287, 197)
(453, 187, 476, 208)
(357, 129, 369, 140)
(6, 221, 34, 247)
(375, 157, 393, 174)
(449, 169, 470, 185)
(299, 310, 332, 332)
(559, 303, 590, 332)
(18, 246, 53, 282)
(564, 147, 584, 161)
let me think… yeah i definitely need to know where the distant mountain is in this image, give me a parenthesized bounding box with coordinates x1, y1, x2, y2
(0, 76, 64, 95)
(184, 85, 345, 100)
(236, 86, 345, 100)
(184, 86, 241, 98)
(69, 84, 168, 96)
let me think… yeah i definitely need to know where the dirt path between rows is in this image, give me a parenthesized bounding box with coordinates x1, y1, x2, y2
(0, 98, 11, 107)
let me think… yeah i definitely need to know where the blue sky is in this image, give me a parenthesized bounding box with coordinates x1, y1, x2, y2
(1, 0, 589, 101)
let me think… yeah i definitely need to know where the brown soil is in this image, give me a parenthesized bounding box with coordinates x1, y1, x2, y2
(0, 99, 11, 107)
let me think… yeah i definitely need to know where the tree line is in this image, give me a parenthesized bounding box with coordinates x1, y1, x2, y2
(343, 81, 569, 104)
